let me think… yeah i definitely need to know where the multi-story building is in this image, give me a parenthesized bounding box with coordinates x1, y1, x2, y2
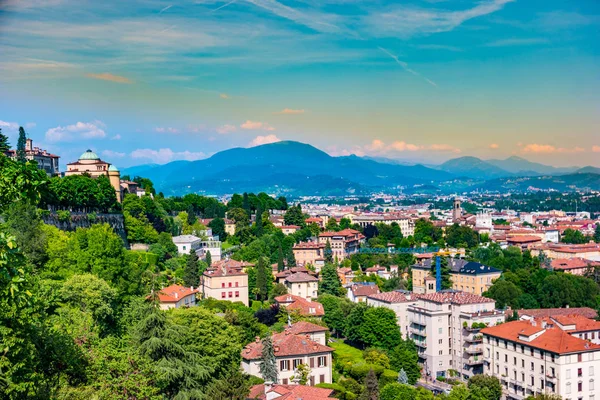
(281, 225, 301, 235)
(482, 316, 600, 400)
(293, 242, 326, 267)
(407, 291, 505, 380)
(275, 294, 325, 319)
(318, 229, 365, 261)
(5, 138, 60, 175)
(201, 259, 249, 306)
(249, 383, 336, 400)
(347, 282, 380, 303)
(282, 272, 319, 301)
(351, 214, 415, 237)
(530, 243, 600, 261)
(172, 234, 201, 255)
(367, 291, 420, 339)
(336, 267, 355, 285)
(241, 325, 334, 386)
(412, 259, 501, 296)
(156, 284, 200, 310)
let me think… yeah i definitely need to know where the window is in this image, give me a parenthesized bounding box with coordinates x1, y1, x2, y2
(317, 356, 327, 367)
(228, 292, 232, 298)
(439, 328, 443, 334)
(591, 367, 595, 376)
(531, 376, 534, 386)
(235, 282, 239, 287)
(439, 339, 443, 344)
(514, 357, 517, 365)
(282, 378, 288, 384)
(541, 365, 544, 374)
(320, 375, 325, 384)
(530, 361, 533, 370)
(280, 360, 290, 371)
(567, 369, 572, 379)
(228, 282, 232, 287)
(578, 382, 583, 392)
(578, 354, 583, 362)
(221, 292, 226, 298)
(310, 358, 315, 368)
(235, 291, 239, 297)
(590, 380, 595, 391)
(439, 351, 443, 355)
(221, 283, 225, 288)
(293, 359, 302, 369)
(567, 383, 572, 395)
(578, 368, 583, 378)
(183, 246, 186, 250)
(505, 354, 508, 362)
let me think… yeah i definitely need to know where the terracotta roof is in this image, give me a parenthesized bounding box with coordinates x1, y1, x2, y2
(365, 266, 386, 273)
(482, 320, 600, 354)
(281, 225, 301, 230)
(211, 259, 253, 269)
(551, 315, 600, 332)
(249, 384, 335, 400)
(337, 267, 353, 275)
(204, 260, 248, 278)
(350, 283, 380, 297)
(284, 272, 319, 283)
(506, 235, 542, 243)
(550, 258, 600, 271)
(156, 284, 199, 303)
(287, 321, 329, 334)
(418, 291, 495, 305)
(242, 331, 333, 360)
(275, 295, 325, 317)
(293, 242, 325, 250)
(367, 291, 420, 303)
(319, 229, 364, 239)
(517, 307, 598, 319)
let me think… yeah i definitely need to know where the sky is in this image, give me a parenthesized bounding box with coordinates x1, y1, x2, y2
(0, 0, 599, 168)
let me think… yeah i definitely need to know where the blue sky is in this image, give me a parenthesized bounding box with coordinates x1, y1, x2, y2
(0, 0, 599, 168)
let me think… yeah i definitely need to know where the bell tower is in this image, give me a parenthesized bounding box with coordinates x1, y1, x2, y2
(452, 198, 462, 222)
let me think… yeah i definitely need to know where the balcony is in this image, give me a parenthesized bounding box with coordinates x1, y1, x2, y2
(410, 327, 427, 337)
(465, 356, 484, 365)
(465, 334, 483, 343)
(545, 374, 557, 384)
(411, 320, 427, 327)
(414, 340, 427, 349)
(465, 346, 483, 354)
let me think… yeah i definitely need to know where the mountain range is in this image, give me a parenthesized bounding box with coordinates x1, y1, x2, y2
(122, 141, 599, 195)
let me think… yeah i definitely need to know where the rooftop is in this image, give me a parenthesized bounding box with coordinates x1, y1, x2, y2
(418, 291, 496, 305)
(242, 330, 333, 360)
(156, 284, 199, 303)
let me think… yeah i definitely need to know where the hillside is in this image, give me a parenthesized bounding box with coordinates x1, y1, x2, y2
(470, 173, 600, 192)
(123, 141, 455, 195)
(486, 156, 577, 176)
(437, 156, 512, 180)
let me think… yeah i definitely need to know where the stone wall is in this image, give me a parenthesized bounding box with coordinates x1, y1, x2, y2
(42, 212, 128, 244)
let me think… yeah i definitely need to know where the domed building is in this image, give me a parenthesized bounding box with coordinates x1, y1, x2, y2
(65, 149, 136, 202)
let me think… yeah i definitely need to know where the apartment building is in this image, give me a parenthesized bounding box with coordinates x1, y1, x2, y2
(241, 326, 334, 386)
(318, 229, 365, 261)
(351, 214, 415, 237)
(407, 291, 505, 380)
(201, 260, 249, 306)
(482, 317, 600, 400)
(5, 138, 60, 175)
(293, 242, 326, 267)
(156, 284, 200, 310)
(275, 294, 325, 318)
(530, 243, 600, 261)
(347, 282, 380, 303)
(367, 291, 420, 339)
(282, 272, 319, 301)
(450, 261, 502, 295)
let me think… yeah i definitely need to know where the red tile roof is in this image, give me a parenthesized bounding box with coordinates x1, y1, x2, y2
(242, 330, 333, 360)
(551, 315, 600, 332)
(319, 229, 364, 240)
(156, 284, 199, 303)
(550, 258, 600, 271)
(517, 307, 598, 319)
(482, 320, 600, 354)
(350, 284, 380, 297)
(418, 291, 495, 305)
(368, 291, 420, 303)
(506, 235, 542, 243)
(284, 272, 319, 283)
(274, 295, 325, 317)
(293, 242, 325, 250)
(204, 260, 248, 277)
(249, 384, 335, 400)
(288, 321, 329, 334)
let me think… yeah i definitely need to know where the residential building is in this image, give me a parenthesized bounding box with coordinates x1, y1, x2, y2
(517, 307, 598, 320)
(241, 327, 334, 386)
(283, 272, 319, 301)
(347, 282, 380, 303)
(281, 225, 301, 235)
(530, 243, 600, 261)
(351, 214, 415, 237)
(482, 317, 600, 400)
(156, 284, 199, 310)
(5, 138, 59, 175)
(248, 383, 336, 400)
(337, 267, 355, 285)
(412, 263, 438, 294)
(365, 265, 397, 280)
(65, 149, 127, 202)
(367, 291, 420, 338)
(224, 219, 236, 236)
(550, 258, 600, 276)
(408, 291, 505, 380)
(201, 260, 249, 306)
(293, 242, 325, 267)
(275, 294, 325, 319)
(449, 261, 502, 295)
(318, 229, 365, 261)
(172, 234, 201, 255)
(287, 321, 328, 345)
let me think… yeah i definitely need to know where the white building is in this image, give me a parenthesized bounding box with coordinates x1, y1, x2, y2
(156, 284, 199, 310)
(241, 323, 334, 386)
(367, 291, 420, 339)
(476, 212, 493, 229)
(482, 315, 600, 400)
(172, 234, 201, 255)
(407, 291, 505, 381)
(283, 272, 319, 301)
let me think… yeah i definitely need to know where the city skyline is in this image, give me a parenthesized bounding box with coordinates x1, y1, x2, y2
(1, 0, 599, 168)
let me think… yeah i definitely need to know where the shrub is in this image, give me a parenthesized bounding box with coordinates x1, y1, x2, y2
(379, 369, 399, 388)
(87, 212, 97, 222)
(57, 210, 71, 222)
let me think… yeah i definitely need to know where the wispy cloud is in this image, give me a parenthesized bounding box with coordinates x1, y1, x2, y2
(536, 11, 599, 30)
(220, 93, 230, 99)
(25, 122, 37, 129)
(217, 124, 237, 134)
(489, 143, 499, 149)
(485, 38, 549, 47)
(86, 72, 133, 84)
(0, 120, 19, 133)
(102, 150, 125, 158)
(46, 121, 106, 142)
(378, 47, 437, 87)
(248, 134, 281, 147)
(240, 120, 275, 131)
(244, 0, 342, 33)
(159, 4, 172, 14)
(155, 127, 179, 134)
(593, 146, 600, 153)
(414, 44, 463, 52)
(365, 0, 514, 38)
(335, 139, 460, 157)
(111, 134, 122, 140)
(275, 108, 305, 115)
(521, 144, 584, 154)
(130, 148, 207, 163)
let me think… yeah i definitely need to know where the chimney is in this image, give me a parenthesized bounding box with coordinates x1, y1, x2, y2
(264, 381, 273, 397)
(255, 336, 260, 343)
(190, 286, 193, 291)
(274, 346, 280, 352)
(175, 293, 178, 299)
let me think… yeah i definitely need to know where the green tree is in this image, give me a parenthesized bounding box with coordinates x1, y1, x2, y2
(0, 127, 9, 153)
(325, 240, 333, 263)
(397, 369, 408, 384)
(467, 375, 502, 400)
(380, 383, 416, 400)
(319, 294, 352, 337)
(326, 218, 340, 232)
(293, 363, 311, 385)
(388, 340, 420, 384)
(594, 224, 600, 243)
(0, 153, 48, 210)
(445, 224, 479, 248)
(320, 263, 343, 296)
(183, 248, 200, 287)
(205, 250, 212, 267)
(447, 384, 470, 400)
(277, 246, 285, 272)
(345, 302, 368, 345)
(204, 369, 250, 400)
(484, 279, 522, 309)
(259, 335, 278, 383)
(359, 307, 402, 349)
(284, 204, 305, 227)
(16, 126, 27, 162)
(208, 217, 227, 241)
(286, 251, 297, 268)
(255, 203, 264, 237)
(255, 257, 269, 301)
(561, 228, 588, 244)
(3, 200, 48, 268)
(360, 369, 379, 400)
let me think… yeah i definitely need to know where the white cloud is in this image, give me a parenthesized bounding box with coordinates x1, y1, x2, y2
(130, 148, 207, 164)
(217, 124, 237, 134)
(485, 38, 549, 47)
(240, 120, 275, 131)
(0, 120, 19, 133)
(155, 127, 179, 134)
(25, 122, 36, 129)
(45, 120, 106, 142)
(101, 150, 125, 158)
(220, 93, 230, 99)
(111, 134, 121, 140)
(248, 134, 281, 147)
(329, 139, 460, 157)
(275, 108, 305, 115)
(521, 144, 584, 154)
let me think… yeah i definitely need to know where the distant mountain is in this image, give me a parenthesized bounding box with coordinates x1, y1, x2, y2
(125, 141, 455, 195)
(436, 156, 512, 180)
(574, 166, 600, 175)
(470, 173, 600, 192)
(486, 156, 577, 176)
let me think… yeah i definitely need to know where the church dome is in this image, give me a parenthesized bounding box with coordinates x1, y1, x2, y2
(108, 164, 119, 172)
(79, 149, 100, 161)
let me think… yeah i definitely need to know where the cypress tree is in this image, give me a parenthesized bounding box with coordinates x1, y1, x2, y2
(242, 192, 251, 215)
(360, 369, 379, 400)
(183, 248, 200, 287)
(259, 335, 278, 383)
(16, 127, 27, 163)
(187, 205, 197, 226)
(205, 250, 212, 267)
(325, 240, 333, 263)
(255, 257, 268, 301)
(255, 203, 264, 237)
(319, 263, 342, 296)
(277, 246, 285, 272)
(0, 128, 10, 154)
(286, 251, 296, 269)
